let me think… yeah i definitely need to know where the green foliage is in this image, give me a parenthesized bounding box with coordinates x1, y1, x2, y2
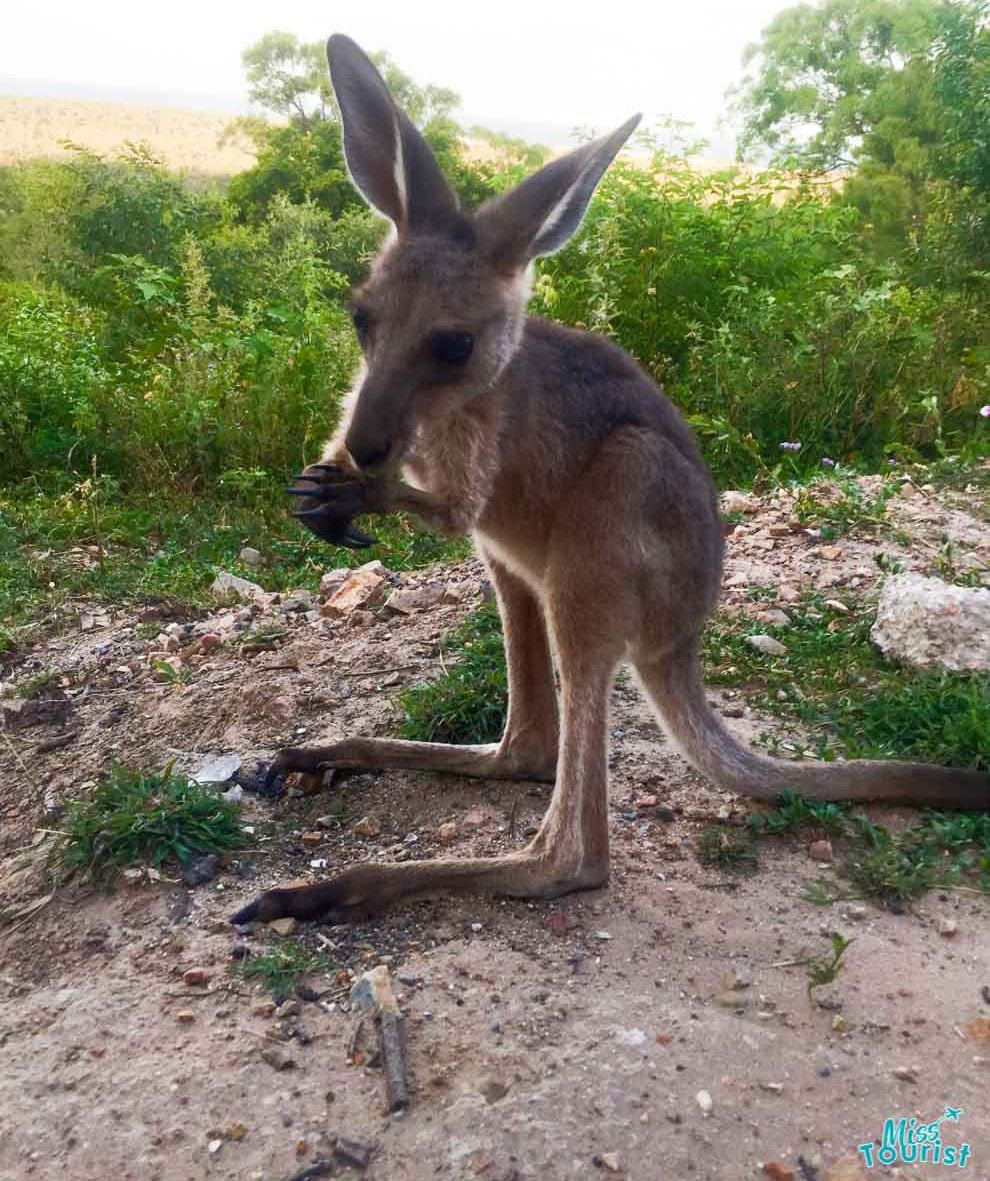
(804, 932, 853, 1000)
(702, 591, 990, 770)
(233, 941, 333, 999)
(54, 766, 247, 881)
(399, 604, 508, 743)
(696, 824, 760, 870)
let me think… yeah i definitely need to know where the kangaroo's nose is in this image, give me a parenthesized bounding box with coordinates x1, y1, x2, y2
(347, 439, 391, 471)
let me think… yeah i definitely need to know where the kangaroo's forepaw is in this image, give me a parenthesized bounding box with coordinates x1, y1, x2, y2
(286, 463, 379, 549)
(230, 867, 385, 927)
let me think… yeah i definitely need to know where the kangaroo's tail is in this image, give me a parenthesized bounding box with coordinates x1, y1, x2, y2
(635, 643, 990, 810)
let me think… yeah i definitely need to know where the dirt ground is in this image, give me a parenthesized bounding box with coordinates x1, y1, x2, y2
(1, 473, 988, 1181)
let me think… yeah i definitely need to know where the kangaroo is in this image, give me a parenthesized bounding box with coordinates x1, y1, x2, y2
(232, 34, 989, 927)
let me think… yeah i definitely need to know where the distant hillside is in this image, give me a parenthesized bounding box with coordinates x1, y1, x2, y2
(0, 95, 259, 175)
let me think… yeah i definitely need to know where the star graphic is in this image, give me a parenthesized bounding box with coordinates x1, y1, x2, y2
(943, 1107, 963, 1122)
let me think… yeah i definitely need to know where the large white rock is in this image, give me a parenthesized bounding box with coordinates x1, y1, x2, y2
(871, 574, 990, 672)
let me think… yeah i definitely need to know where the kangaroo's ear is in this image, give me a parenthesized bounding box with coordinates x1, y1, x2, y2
(477, 114, 641, 268)
(327, 34, 460, 233)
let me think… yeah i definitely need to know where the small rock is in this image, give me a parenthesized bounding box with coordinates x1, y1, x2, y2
(722, 964, 753, 990)
(269, 917, 298, 936)
(176, 1010, 195, 1023)
(594, 930, 612, 942)
(937, 917, 958, 938)
(181, 853, 221, 886)
(211, 571, 267, 604)
(197, 632, 223, 652)
(462, 809, 485, 829)
(746, 634, 787, 657)
(437, 821, 458, 842)
(353, 815, 382, 838)
(207, 1139, 223, 1155)
(778, 584, 801, 603)
(695, 1090, 713, 1116)
(385, 585, 445, 615)
(598, 1152, 622, 1173)
(480, 1079, 510, 1104)
(871, 573, 990, 672)
(831, 1014, 848, 1032)
(334, 1137, 372, 1171)
(824, 599, 850, 614)
(759, 608, 792, 627)
(300, 831, 323, 847)
(808, 839, 833, 863)
(319, 567, 351, 597)
(182, 968, 210, 987)
(221, 783, 243, 805)
(239, 546, 263, 567)
(759, 1081, 784, 1095)
(322, 562, 388, 617)
(281, 590, 315, 613)
(347, 609, 375, 628)
(893, 1065, 918, 1082)
(715, 991, 751, 1009)
(191, 753, 241, 785)
(260, 1046, 296, 1072)
(722, 491, 758, 514)
(845, 904, 868, 921)
(819, 545, 844, 561)
(252, 1001, 276, 1017)
(761, 1164, 794, 1181)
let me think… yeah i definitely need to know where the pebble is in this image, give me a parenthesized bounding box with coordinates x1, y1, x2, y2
(594, 930, 612, 942)
(176, 1010, 195, 1023)
(746, 634, 787, 657)
(893, 1065, 918, 1082)
(275, 999, 300, 1019)
(182, 968, 210, 986)
(759, 1081, 784, 1095)
(352, 816, 382, 838)
(695, 1090, 713, 1116)
(207, 1139, 223, 1155)
(300, 831, 323, 847)
(239, 547, 262, 567)
(819, 545, 844, 560)
(269, 917, 298, 936)
(831, 1015, 848, 1032)
(260, 1046, 296, 1071)
(824, 598, 850, 614)
(334, 1137, 372, 1170)
(437, 821, 458, 842)
(598, 1152, 621, 1172)
(760, 609, 792, 627)
(715, 991, 751, 1009)
(808, 839, 833, 863)
(722, 964, 753, 990)
(937, 917, 958, 938)
(761, 1164, 794, 1181)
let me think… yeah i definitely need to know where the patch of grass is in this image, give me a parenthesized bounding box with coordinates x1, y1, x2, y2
(54, 765, 248, 881)
(702, 593, 989, 771)
(804, 932, 853, 1001)
(233, 941, 334, 1000)
(793, 477, 894, 540)
(696, 824, 759, 872)
(0, 479, 471, 643)
(398, 602, 508, 744)
(752, 791, 990, 905)
(748, 790, 850, 836)
(13, 669, 57, 698)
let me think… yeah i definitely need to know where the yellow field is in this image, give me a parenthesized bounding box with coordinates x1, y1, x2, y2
(0, 94, 259, 175)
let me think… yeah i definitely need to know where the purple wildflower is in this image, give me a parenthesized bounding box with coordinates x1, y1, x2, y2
(980, 404, 990, 418)
(779, 441, 802, 453)
(821, 457, 835, 467)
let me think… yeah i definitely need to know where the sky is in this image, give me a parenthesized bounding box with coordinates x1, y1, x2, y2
(0, 0, 791, 155)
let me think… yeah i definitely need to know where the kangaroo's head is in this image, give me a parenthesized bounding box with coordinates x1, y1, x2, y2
(327, 34, 640, 472)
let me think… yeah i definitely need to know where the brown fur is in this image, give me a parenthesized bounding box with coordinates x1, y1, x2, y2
(231, 35, 989, 928)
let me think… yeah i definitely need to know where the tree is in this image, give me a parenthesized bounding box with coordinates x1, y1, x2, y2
(242, 32, 334, 127)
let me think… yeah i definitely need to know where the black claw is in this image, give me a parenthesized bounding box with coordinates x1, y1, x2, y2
(292, 507, 327, 520)
(310, 462, 342, 472)
(344, 525, 378, 547)
(229, 900, 260, 925)
(286, 485, 321, 497)
(291, 473, 323, 482)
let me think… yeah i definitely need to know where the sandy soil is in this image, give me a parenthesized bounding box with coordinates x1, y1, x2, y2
(1, 473, 988, 1181)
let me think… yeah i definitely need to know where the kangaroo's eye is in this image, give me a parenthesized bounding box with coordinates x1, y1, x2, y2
(431, 331, 474, 365)
(351, 307, 371, 343)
